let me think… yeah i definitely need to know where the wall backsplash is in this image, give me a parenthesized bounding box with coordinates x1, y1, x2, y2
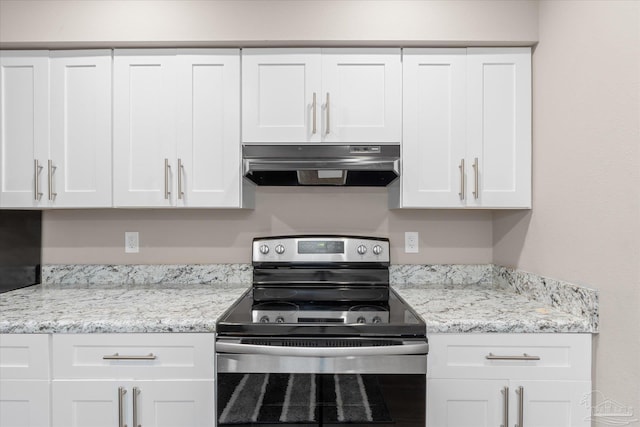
(42, 187, 494, 265)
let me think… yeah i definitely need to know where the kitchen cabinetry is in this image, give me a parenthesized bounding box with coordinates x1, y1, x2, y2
(51, 333, 215, 427)
(0, 50, 112, 209)
(427, 333, 591, 427)
(0, 334, 51, 427)
(396, 48, 531, 209)
(242, 48, 401, 144)
(113, 49, 247, 208)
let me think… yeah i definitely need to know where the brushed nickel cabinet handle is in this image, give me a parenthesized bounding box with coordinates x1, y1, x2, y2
(164, 158, 171, 200)
(312, 92, 317, 134)
(326, 92, 331, 134)
(515, 386, 524, 427)
(501, 386, 509, 427)
(133, 386, 141, 427)
(177, 158, 184, 200)
(103, 353, 157, 360)
(34, 159, 43, 201)
(458, 158, 465, 200)
(472, 157, 479, 199)
(48, 159, 57, 201)
(486, 353, 541, 361)
(118, 386, 127, 427)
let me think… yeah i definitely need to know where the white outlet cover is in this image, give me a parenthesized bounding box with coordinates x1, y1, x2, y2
(405, 232, 419, 253)
(125, 232, 139, 253)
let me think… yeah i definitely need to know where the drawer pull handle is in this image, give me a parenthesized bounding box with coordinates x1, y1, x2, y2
(486, 353, 540, 361)
(103, 353, 157, 360)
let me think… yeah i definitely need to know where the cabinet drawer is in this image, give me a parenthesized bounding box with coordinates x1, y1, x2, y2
(427, 333, 591, 381)
(0, 334, 50, 380)
(53, 333, 214, 380)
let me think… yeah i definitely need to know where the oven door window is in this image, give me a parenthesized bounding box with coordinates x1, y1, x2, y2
(217, 373, 425, 427)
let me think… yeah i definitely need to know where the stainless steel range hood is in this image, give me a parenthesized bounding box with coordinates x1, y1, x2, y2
(243, 145, 400, 186)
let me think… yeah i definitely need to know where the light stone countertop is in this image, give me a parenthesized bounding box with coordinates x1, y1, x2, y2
(0, 282, 594, 334)
(393, 283, 593, 334)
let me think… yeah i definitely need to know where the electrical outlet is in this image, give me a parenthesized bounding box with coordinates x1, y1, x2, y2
(405, 232, 419, 253)
(125, 232, 139, 253)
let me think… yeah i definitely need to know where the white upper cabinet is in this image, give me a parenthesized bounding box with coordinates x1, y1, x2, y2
(50, 51, 112, 208)
(114, 49, 244, 208)
(242, 49, 321, 143)
(0, 50, 112, 209)
(397, 47, 531, 209)
(113, 50, 177, 207)
(242, 48, 401, 144)
(0, 52, 49, 208)
(466, 48, 531, 208)
(401, 49, 467, 208)
(176, 50, 241, 207)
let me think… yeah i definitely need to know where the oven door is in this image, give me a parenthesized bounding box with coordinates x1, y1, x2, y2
(216, 338, 427, 427)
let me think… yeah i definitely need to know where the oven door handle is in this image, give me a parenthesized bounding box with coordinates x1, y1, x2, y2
(215, 340, 428, 357)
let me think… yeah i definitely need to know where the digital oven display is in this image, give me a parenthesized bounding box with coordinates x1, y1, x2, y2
(298, 241, 345, 254)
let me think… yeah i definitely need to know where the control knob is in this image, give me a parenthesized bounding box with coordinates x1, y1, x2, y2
(275, 244, 285, 255)
(356, 316, 366, 324)
(259, 244, 270, 255)
(259, 315, 270, 323)
(275, 316, 285, 323)
(372, 245, 383, 255)
(356, 245, 367, 255)
(372, 316, 382, 324)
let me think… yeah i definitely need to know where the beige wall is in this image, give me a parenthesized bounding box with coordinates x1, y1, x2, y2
(493, 0, 640, 417)
(3, 0, 640, 419)
(42, 188, 493, 264)
(0, 0, 538, 48)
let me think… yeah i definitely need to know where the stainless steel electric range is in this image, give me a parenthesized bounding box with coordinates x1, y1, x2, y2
(216, 235, 427, 427)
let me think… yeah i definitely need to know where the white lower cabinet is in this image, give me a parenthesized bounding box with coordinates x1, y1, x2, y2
(0, 334, 50, 427)
(426, 333, 592, 427)
(52, 380, 214, 427)
(51, 333, 215, 427)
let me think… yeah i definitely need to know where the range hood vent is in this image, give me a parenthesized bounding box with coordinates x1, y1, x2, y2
(243, 145, 400, 187)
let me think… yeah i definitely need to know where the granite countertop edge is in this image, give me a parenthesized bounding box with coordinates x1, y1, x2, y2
(0, 282, 596, 335)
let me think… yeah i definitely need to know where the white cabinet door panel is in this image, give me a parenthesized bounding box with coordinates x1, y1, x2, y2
(467, 48, 531, 208)
(321, 49, 401, 143)
(427, 379, 506, 427)
(136, 381, 214, 427)
(401, 49, 466, 207)
(52, 381, 126, 427)
(113, 50, 177, 207)
(50, 50, 112, 207)
(0, 52, 49, 208)
(514, 381, 591, 427)
(0, 381, 50, 427)
(242, 49, 321, 143)
(176, 50, 240, 207)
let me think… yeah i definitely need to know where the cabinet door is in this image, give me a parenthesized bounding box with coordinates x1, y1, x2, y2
(0, 51, 49, 208)
(136, 381, 215, 427)
(467, 48, 531, 208)
(0, 381, 50, 427)
(427, 379, 507, 427)
(113, 50, 177, 207)
(242, 48, 321, 143)
(401, 49, 467, 207)
(512, 381, 591, 427)
(50, 50, 112, 208)
(52, 381, 129, 427)
(321, 48, 401, 143)
(176, 50, 241, 207)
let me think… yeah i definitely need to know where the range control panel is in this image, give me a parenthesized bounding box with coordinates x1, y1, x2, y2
(252, 236, 390, 264)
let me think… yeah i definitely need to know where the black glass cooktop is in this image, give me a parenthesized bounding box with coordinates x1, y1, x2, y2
(216, 288, 426, 338)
